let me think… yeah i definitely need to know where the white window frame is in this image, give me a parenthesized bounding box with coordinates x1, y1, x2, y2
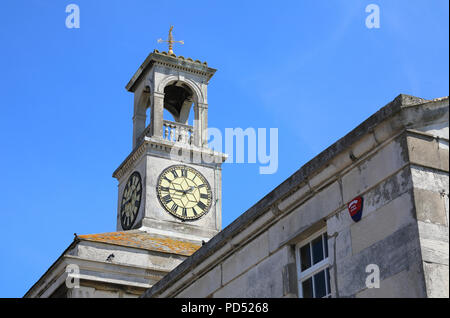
(295, 228, 331, 298)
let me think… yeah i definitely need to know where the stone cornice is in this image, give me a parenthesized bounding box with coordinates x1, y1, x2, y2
(24, 240, 78, 298)
(126, 50, 217, 93)
(63, 255, 168, 285)
(112, 141, 147, 180)
(23, 237, 178, 298)
(112, 137, 227, 180)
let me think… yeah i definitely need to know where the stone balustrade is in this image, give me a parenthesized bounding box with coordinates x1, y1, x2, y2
(136, 120, 194, 145)
(163, 120, 194, 144)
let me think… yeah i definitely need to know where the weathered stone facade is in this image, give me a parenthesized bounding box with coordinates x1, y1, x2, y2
(114, 50, 226, 243)
(142, 95, 449, 298)
(25, 46, 448, 298)
(25, 50, 224, 298)
(24, 231, 201, 298)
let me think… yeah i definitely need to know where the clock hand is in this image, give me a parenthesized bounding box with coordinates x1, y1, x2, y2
(173, 188, 188, 194)
(185, 186, 195, 193)
(171, 193, 183, 199)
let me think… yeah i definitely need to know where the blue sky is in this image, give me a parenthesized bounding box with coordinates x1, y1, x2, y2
(0, 0, 448, 297)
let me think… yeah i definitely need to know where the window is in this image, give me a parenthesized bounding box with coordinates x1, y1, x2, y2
(295, 230, 331, 298)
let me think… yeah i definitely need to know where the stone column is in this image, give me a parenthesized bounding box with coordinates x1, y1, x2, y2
(150, 92, 165, 139)
(195, 102, 208, 147)
(132, 91, 147, 149)
(132, 114, 146, 149)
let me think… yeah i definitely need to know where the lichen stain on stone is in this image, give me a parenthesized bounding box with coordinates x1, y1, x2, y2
(367, 167, 413, 212)
(77, 231, 201, 256)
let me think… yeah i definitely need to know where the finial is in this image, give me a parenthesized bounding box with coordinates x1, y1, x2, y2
(157, 25, 184, 55)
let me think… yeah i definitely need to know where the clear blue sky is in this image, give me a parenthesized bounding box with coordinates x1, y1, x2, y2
(0, 0, 448, 297)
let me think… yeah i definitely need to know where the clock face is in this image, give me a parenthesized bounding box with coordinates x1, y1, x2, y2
(120, 171, 142, 230)
(157, 165, 212, 221)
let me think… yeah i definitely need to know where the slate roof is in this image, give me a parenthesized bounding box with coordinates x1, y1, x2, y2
(77, 231, 201, 257)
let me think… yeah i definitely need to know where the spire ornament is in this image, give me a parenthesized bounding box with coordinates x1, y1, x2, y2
(157, 25, 184, 55)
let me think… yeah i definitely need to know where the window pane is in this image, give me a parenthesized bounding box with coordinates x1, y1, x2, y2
(313, 270, 326, 298)
(323, 234, 328, 258)
(302, 277, 313, 298)
(300, 244, 311, 271)
(325, 268, 331, 296)
(312, 236, 324, 265)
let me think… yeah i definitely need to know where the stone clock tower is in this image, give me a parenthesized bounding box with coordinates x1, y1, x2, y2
(112, 48, 227, 244)
(25, 39, 230, 298)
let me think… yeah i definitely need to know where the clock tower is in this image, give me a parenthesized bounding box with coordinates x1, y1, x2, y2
(112, 45, 226, 244)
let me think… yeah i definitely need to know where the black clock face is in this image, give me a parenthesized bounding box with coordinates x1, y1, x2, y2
(156, 165, 212, 221)
(120, 171, 142, 230)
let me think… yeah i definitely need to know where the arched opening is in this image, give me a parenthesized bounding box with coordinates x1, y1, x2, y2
(132, 89, 150, 149)
(163, 108, 175, 122)
(163, 82, 194, 124)
(145, 106, 151, 127)
(187, 103, 195, 126)
(160, 81, 197, 144)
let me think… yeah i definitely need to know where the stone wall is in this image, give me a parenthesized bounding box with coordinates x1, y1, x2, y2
(166, 134, 425, 298)
(142, 95, 449, 298)
(408, 131, 449, 298)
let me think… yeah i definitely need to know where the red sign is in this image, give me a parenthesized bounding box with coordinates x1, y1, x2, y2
(348, 196, 364, 222)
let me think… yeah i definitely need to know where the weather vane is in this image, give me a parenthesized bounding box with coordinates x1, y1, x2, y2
(157, 25, 184, 55)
